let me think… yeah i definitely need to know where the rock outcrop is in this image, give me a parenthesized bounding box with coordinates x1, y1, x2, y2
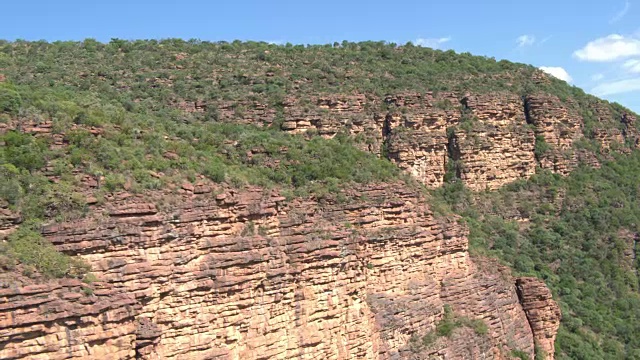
(6, 89, 634, 193)
(384, 92, 459, 188)
(516, 277, 562, 360)
(0, 183, 556, 359)
(452, 94, 536, 190)
(178, 90, 640, 191)
(525, 95, 583, 175)
(0, 275, 138, 360)
(13, 85, 638, 359)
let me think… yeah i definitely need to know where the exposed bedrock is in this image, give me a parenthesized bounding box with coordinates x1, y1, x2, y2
(1, 184, 559, 359)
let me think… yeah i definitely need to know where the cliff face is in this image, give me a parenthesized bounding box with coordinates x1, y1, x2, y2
(516, 278, 562, 360)
(0, 275, 138, 360)
(524, 95, 583, 175)
(383, 92, 459, 189)
(452, 94, 537, 191)
(0, 183, 560, 359)
(231, 91, 636, 191)
(10, 85, 629, 360)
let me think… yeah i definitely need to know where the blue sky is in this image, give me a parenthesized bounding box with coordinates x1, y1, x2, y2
(3, 0, 640, 111)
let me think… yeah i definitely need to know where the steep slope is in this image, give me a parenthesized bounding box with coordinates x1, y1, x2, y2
(432, 156, 640, 359)
(0, 40, 638, 359)
(1, 183, 561, 359)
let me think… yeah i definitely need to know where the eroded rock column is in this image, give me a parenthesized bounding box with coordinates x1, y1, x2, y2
(516, 277, 562, 360)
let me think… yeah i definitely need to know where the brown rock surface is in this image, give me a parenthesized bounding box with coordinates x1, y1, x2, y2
(5, 86, 611, 358)
(516, 277, 562, 360)
(453, 94, 537, 190)
(0, 275, 138, 360)
(0, 183, 560, 359)
(525, 95, 583, 175)
(384, 92, 460, 188)
(622, 112, 640, 149)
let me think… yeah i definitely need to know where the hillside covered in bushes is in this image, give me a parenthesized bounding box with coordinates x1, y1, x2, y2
(1, 40, 639, 359)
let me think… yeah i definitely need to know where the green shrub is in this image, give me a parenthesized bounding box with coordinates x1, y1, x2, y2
(2, 131, 48, 172)
(0, 164, 24, 205)
(7, 227, 89, 278)
(0, 83, 21, 113)
(511, 349, 530, 360)
(534, 135, 551, 159)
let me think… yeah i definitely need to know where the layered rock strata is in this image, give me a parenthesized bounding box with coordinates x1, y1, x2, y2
(1, 184, 559, 359)
(8, 90, 635, 192)
(0, 276, 138, 360)
(516, 277, 562, 360)
(452, 94, 536, 190)
(524, 95, 583, 175)
(384, 92, 459, 188)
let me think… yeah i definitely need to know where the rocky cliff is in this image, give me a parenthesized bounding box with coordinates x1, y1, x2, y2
(10, 75, 634, 360)
(1, 182, 560, 359)
(4, 40, 640, 360)
(227, 89, 635, 191)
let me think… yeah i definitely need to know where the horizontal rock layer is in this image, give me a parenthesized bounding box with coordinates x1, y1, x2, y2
(1, 184, 560, 359)
(0, 276, 138, 360)
(516, 277, 562, 360)
(8, 91, 635, 192)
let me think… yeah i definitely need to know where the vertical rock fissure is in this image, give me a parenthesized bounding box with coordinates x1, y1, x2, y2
(445, 127, 461, 181)
(523, 96, 543, 168)
(515, 277, 561, 360)
(522, 96, 534, 126)
(514, 279, 539, 360)
(381, 113, 393, 159)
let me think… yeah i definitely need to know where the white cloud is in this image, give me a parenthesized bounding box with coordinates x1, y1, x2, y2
(592, 77, 640, 96)
(611, 0, 631, 23)
(539, 36, 553, 45)
(591, 73, 605, 81)
(516, 35, 536, 47)
(267, 40, 284, 45)
(623, 59, 640, 73)
(539, 66, 572, 82)
(414, 37, 451, 49)
(574, 34, 640, 62)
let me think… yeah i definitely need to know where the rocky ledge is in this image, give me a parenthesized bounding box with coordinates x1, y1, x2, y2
(1, 183, 560, 359)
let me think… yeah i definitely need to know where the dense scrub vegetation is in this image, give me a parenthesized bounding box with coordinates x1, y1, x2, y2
(0, 38, 613, 120)
(433, 155, 640, 359)
(0, 39, 639, 358)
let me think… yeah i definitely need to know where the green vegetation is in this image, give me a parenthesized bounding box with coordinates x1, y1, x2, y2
(533, 135, 551, 159)
(409, 304, 489, 352)
(0, 39, 623, 127)
(433, 153, 640, 359)
(511, 349, 531, 360)
(1, 226, 88, 278)
(435, 305, 488, 337)
(0, 39, 638, 358)
(0, 83, 21, 114)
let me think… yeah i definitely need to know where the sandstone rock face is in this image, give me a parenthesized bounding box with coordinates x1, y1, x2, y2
(281, 94, 385, 153)
(384, 92, 459, 188)
(151, 84, 640, 191)
(10, 86, 632, 359)
(622, 112, 640, 149)
(1, 184, 557, 359)
(269, 91, 636, 190)
(525, 95, 583, 175)
(453, 94, 536, 190)
(0, 276, 139, 360)
(516, 277, 562, 360)
(282, 95, 374, 135)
